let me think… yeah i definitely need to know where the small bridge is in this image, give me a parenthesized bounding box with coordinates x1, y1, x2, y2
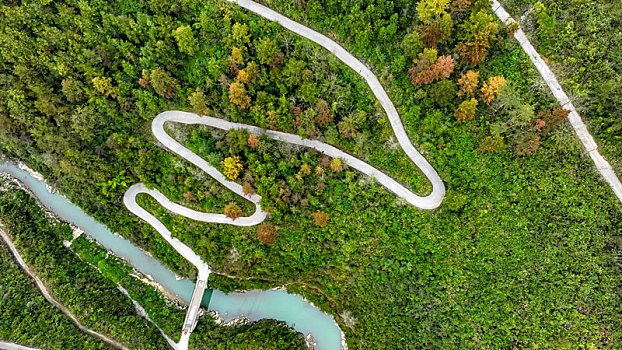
(178, 268, 210, 350)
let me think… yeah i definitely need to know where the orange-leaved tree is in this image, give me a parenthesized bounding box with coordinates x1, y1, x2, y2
(457, 70, 479, 97)
(535, 108, 570, 135)
(257, 224, 279, 245)
(247, 133, 259, 148)
(409, 50, 455, 85)
(315, 99, 333, 126)
(229, 82, 251, 109)
(224, 202, 243, 220)
(481, 76, 506, 104)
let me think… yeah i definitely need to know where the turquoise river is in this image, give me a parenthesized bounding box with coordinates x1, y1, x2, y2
(0, 162, 343, 350)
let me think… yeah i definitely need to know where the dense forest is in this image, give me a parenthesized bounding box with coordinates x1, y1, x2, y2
(0, 178, 306, 349)
(0, 179, 173, 349)
(0, 0, 621, 348)
(499, 0, 622, 174)
(0, 241, 109, 349)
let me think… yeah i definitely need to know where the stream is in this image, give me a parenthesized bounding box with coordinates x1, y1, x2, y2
(0, 162, 343, 350)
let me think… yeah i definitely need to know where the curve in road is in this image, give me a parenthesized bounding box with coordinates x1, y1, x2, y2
(151, 111, 443, 209)
(226, 0, 445, 207)
(124, 0, 446, 348)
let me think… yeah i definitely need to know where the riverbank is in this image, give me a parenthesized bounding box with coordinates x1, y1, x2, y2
(0, 162, 341, 350)
(0, 228, 129, 350)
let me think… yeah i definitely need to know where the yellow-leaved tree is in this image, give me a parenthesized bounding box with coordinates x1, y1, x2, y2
(481, 76, 507, 104)
(457, 70, 479, 97)
(455, 98, 478, 122)
(222, 156, 243, 180)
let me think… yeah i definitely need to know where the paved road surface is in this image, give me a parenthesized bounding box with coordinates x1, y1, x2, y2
(183, 269, 209, 333)
(226, 0, 445, 208)
(0, 341, 39, 350)
(124, 0, 449, 348)
(492, 0, 622, 204)
(152, 111, 443, 209)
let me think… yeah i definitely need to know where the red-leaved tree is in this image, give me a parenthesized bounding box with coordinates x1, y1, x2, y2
(409, 55, 455, 85)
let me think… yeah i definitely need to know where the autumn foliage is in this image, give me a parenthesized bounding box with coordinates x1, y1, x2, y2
(222, 156, 243, 180)
(456, 11, 499, 65)
(535, 108, 570, 135)
(457, 70, 479, 97)
(450, 0, 471, 17)
(409, 53, 455, 86)
(416, 0, 450, 24)
(481, 76, 507, 104)
(257, 224, 279, 245)
(236, 69, 250, 84)
(247, 133, 260, 148)
(514, 108, 569, 155)
(230, 47, 244, 65)
(228, 82, 251, 109)
(311, 211, 330, 227)
(420, 13, 453, 47)
(298, 163, 311, 177)
(316, 99, 333, 126)
(242, 182, 256, 196)
(224, 202, 243, 220)
(92, 76, 116, 98)
(454, 98, 478, 122)
(329, 158, 344, 172)
(456, 39, 491, 66)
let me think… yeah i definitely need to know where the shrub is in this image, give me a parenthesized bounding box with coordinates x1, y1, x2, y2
(311, 211, 330, 227)
(224, 202, 243, 220)
(257, 224, 279, 245)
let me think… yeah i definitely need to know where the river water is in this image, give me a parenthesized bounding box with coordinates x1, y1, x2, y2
(0, 162, 343, 350)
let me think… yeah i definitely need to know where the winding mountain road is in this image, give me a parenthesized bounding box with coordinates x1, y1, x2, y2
(122, 0, 620, 349)
(124, 1, 445, 349)
(4, 1, 618, 350)
(149, 111, 444, 209)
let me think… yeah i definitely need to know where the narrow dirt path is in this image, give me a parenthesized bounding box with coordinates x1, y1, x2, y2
(492, 0, 622, 203)
(0, 229, 130, 350)
(117, 286, 178, 349)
